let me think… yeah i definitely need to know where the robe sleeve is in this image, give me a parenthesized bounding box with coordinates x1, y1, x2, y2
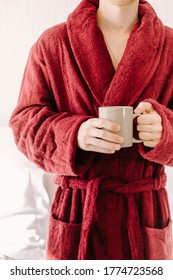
(138, 98, 173, 167)
(9, 41, 95, 176)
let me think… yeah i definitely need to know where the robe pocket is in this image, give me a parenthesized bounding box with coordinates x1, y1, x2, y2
(46, 214, 81, 260)
(143, 219, 173, 260)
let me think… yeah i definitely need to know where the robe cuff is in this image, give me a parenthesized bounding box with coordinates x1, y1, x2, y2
(138, 98, 173, 166)
(41, 115, 96, 176)
(69, 116, 96, 175)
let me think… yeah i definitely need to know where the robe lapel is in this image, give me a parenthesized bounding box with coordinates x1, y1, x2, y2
(102, 2, 165, 107)
(67, 0, 115, 107)
(67, 0, 165, 109)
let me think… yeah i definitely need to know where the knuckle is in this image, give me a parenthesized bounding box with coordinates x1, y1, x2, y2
(95, 138, 103, 147)
(139, 132, 144, 139)
(86, 126, 92, 136)
(99, 129, 106, 139)
(87, 118, 94, 124)
(79, 125, 87, 137)
(80, 134, 86, 143)
(143, 141, 150, 147)
(136, 125, 141, 131)
(155, 125, 162, 132)
(82, 142, 88, 150)
(158, 124, 163, 131)
(99, 129, 105, 138)
(137, 115, 143, 124)
(156, 133, 161, 140)
(155, 115, 161, 122)
(84, 126, 91, 137)
(86, 118, 95, 127)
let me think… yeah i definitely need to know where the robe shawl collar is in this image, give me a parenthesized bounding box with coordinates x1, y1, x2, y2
(67, 0, 165, 109)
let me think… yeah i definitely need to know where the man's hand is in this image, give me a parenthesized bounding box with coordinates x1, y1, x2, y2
(134, 102, 163, 148)
(77, 118, 124, 153)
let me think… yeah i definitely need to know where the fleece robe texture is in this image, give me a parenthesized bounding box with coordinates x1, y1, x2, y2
(9, 0, 173, 260)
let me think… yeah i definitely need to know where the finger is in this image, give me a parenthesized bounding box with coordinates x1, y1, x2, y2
(85, 145, 116, 154)
(143, 140, 160, 148)
(137, 114, 162, 125)
(86, 136, 121, 151)
(91, 118, 121, 132)
(134, 102, 154, 114)
(137, 124, 162, 133)
(138, 132, 161, 141)
(90, 127, 124, 144)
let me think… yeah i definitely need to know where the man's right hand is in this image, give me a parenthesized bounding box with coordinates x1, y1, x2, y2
(77, 118, 124, 154)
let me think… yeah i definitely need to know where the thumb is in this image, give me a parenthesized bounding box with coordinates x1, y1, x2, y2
(134, 102, 154, 114)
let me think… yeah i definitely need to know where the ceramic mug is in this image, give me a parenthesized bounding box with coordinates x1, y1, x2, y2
(98, 106, 143, 148)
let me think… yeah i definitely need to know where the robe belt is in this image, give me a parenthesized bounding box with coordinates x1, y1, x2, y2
(56, 173, 166, 260)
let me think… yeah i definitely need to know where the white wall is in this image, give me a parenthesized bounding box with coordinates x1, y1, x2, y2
(0, 0, 172, 213)
(148, 0, 173, 27)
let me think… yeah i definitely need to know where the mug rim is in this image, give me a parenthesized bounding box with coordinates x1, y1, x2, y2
(98, 106, 133, 109)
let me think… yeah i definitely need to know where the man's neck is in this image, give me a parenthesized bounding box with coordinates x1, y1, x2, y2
(97, 0, 139, 34)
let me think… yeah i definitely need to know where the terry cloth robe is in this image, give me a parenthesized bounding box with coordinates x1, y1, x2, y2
(9, 0, 173, 260)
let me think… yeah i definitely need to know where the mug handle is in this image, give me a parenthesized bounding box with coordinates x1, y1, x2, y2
(133, 113, 143, 144)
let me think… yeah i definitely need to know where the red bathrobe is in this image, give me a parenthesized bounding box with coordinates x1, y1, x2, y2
(9, 0, 173, 260)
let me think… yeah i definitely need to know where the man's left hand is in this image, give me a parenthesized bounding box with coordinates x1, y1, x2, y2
(134, 102, 163, 148)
